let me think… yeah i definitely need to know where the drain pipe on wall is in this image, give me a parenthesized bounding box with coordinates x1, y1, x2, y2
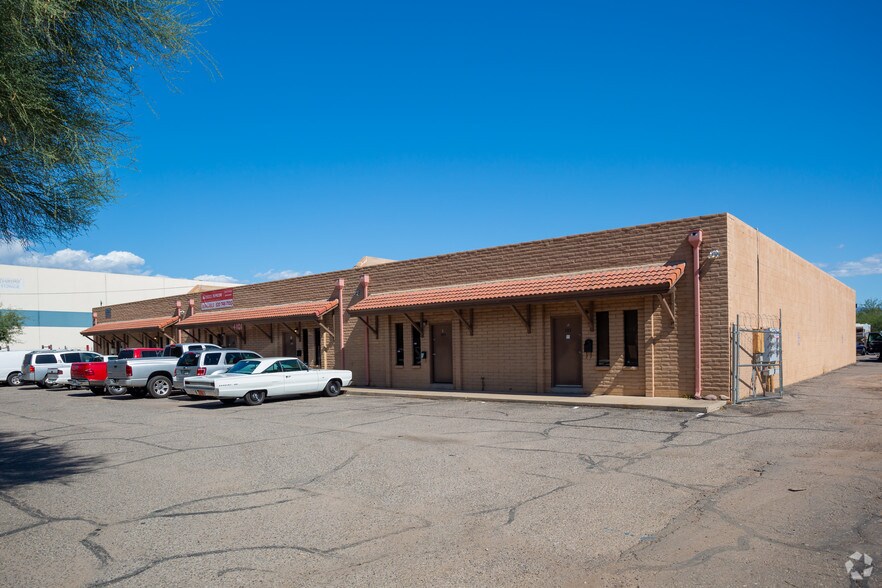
(336, 279, 346, 369)
(688, 229, 703, 399)
(360, 275, 370, 386)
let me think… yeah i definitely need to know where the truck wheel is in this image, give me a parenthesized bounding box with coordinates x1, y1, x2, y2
(147, 375, 172, 399)
(323, 380, 342, 397)
(106, 385, 126, 395)
(129, 388, 148, 398)
(243, 390, 266, 406)
(7, 372, 22, 386)
(89, 386, 106, 396)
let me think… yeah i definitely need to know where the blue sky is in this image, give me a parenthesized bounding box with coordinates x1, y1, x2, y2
(4, 1, 880, 301)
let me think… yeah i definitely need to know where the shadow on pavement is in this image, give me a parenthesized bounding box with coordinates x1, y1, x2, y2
(66, 392, 95, 398)
(0, 432, 104, 490)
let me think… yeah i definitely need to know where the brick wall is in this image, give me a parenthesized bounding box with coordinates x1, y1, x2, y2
(92, 213, 734, 396)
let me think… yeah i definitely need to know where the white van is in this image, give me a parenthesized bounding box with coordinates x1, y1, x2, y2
(0, 351, 28, 386)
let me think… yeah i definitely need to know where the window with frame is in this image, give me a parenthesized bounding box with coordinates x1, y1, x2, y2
(624, 309, 639, 367)
(596, 311, 610, 367)
(412, 325, 422, 366)
(395, 323, 404, 366)
(303, 329, 310, 364)
(314, 328, 321, 367)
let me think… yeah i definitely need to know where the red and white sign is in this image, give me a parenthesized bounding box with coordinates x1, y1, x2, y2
(201, 288, 234, 310)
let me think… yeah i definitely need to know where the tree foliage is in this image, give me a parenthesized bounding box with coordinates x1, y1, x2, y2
(0, 305, 24, 345)
(0, 0, 214, 244)
(857, 298, 882, 332)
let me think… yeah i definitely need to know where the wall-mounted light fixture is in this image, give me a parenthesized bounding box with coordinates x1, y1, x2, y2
(708, 249, 721, 259)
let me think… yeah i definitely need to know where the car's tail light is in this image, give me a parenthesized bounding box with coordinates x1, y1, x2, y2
(197, 368, 207, 376)
(174, 368, 179, 376)
(29, 366, 34, 373)
(125, 365, 132, 377)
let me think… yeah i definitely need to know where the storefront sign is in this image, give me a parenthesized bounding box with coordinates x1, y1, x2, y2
(201, 288, 234, 310)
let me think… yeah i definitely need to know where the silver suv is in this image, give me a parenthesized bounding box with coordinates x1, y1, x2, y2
(22, 350, 103, 388)
(174, 349, 262, 391)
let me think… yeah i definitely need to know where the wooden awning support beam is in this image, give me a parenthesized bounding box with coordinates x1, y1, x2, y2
(656, 292, 676, 324)
(254, 324, 273, 342)
(318, 322, 335, 340)
(404, 313, 424, 338)
(358, 316, 379, 339)
(509, 304, 532, 333)
(180, 328, 197, 340)
(280, 322, 300, 338)
(82, 335, 96, 344)
(575, 300, 595, 331)
(453, 308, 474, 336)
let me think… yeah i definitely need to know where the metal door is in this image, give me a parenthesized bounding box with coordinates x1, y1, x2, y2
(552, 316, 582, 386)
(431, 323, 453, 384)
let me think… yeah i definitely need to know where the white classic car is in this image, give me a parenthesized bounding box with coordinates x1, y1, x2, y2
(183, 357, 353, 406)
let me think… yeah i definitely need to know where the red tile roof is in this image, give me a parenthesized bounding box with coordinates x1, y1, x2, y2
(349, 263, 686, 314)
(178, 299, 339, 327)
(81, 316, 179, 335)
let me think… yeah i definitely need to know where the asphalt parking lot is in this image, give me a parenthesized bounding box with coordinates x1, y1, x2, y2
(1, 361, 881, 587)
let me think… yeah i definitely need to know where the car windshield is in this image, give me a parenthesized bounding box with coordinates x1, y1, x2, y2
(227, 360, 261, 374)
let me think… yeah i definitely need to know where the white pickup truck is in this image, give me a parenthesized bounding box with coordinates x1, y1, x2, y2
(183, 357, 352, 406)
(106, 343, 221, 398)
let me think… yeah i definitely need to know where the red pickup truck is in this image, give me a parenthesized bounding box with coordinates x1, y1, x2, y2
(71, 348, 163, 395)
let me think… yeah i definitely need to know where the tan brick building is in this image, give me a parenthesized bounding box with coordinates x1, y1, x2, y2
(82, 213, 855, 401)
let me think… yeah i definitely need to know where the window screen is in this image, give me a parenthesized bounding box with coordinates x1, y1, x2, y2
(412, 325, 422, 366)
(395, 323, 404, 366)
(624, 310, 639, 367)
(314, 328, 321, 367)
(596, 312, 610, 367)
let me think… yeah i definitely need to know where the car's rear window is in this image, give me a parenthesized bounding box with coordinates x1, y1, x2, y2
(177, 352, 200, 367)
(163, 346, 184, 358)
(23, 354, 32, 365)
(118, 350, 134, 359)
(228, 360, 260, 374)
(35, 355, 56, 364)
(141, 350, 161, 358)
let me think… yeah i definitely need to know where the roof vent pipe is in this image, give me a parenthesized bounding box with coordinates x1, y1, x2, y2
(687, 229, 703, 400)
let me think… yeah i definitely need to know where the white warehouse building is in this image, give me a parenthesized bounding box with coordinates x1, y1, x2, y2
(0, 264, 237, 351)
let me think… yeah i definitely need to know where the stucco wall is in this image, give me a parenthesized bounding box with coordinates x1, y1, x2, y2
(727, 215, 855, 389)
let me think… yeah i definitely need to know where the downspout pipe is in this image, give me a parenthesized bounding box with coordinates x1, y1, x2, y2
(336, 279, 346, 369)
(688, 229, 703, 399)
(360, 275, 370, 386)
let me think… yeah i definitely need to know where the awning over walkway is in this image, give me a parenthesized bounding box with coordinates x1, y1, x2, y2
(349, 263, 686, 315)
(177, 299, 339, 328)
(81, 316, 180, 335)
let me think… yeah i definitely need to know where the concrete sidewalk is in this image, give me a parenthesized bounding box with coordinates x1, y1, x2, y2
(345, 387, 727, 413)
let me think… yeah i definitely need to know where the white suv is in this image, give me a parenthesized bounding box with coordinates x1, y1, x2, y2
(21, 350, 103, 388)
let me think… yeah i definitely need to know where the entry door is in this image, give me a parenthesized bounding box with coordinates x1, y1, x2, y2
(552, 316, 582, 387)
(431, 323, 453, 384)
